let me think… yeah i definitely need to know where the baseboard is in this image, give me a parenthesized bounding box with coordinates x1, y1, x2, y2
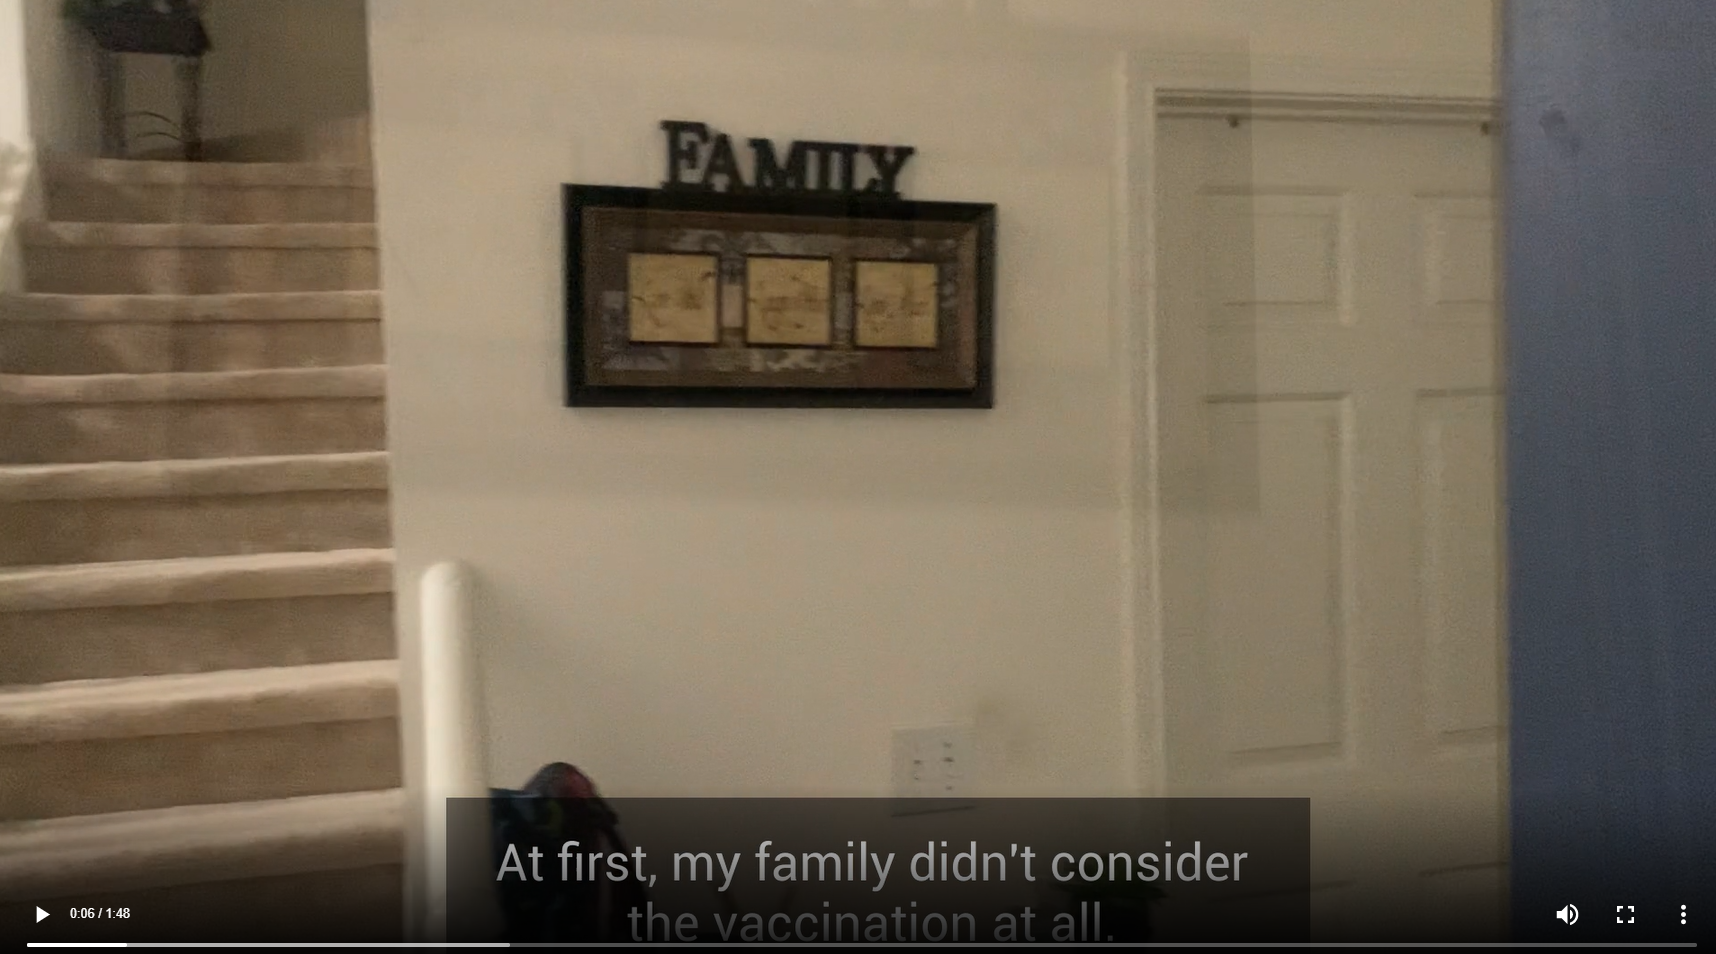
(132, 116, 372, 167)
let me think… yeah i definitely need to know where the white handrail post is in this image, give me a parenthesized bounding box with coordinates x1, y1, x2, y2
(419, 560, 492, 941)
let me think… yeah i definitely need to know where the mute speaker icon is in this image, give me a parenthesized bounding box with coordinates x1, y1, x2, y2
(1557, 904, 1580, 925)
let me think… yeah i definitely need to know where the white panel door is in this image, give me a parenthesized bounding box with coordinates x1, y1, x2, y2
(1155, 115, 1506, 940)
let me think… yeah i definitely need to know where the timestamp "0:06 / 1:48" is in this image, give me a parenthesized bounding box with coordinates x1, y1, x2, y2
(69, 908, 130, 919)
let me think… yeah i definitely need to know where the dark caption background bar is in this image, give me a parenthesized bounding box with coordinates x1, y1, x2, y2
(10, 793, 1702, 943)
(446, 797, 1309, 944)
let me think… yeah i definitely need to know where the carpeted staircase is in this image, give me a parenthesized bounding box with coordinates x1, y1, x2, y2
(0, 159, 403, 941)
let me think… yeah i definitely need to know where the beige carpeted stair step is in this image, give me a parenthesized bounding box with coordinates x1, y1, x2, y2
(44, 159, 373, 224)
(0, 791, 403, 938)
(0, 789, 403, 940)
(0, 365, 386, 463)
(6, 154, 403, 937)
(1, 290, 380, 322)
(0, 291, 383, 374)
(10, 865, 403, 942)
(44, 159, 372, 188)
(0, 660, 401, 821)
(0, 549, 395, 684)
(21, 222, 378, 294)
(0, 452, 391, 566)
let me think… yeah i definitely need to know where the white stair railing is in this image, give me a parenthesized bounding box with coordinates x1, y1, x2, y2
(417, 560, 495, 941)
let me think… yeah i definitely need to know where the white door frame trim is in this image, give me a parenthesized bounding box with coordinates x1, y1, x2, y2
(1113, 50, 1499, 797)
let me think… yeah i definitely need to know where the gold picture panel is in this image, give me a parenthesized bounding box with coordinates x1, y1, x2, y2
(627, 253, 719, 344)
(855, 260, 939, 349)
(746, 257, 833, 346)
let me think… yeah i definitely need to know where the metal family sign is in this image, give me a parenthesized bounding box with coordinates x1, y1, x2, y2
(659, 120, 916, 199)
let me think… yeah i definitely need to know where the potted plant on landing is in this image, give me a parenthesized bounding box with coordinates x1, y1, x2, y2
(62, 0, 211, 159)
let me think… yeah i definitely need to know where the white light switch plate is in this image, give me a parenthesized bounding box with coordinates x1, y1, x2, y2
(891, 724, 976, 814)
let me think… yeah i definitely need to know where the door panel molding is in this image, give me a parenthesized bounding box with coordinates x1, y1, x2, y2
(1117, 62, 1501, 798)
(1157, 90, 1496, 125)
(1130, 104, 1505, 938)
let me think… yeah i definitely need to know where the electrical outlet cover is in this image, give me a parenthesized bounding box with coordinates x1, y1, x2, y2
(891, 724, 977, 814)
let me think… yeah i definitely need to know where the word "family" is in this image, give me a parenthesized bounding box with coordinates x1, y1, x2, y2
(660, 120, 916, 199)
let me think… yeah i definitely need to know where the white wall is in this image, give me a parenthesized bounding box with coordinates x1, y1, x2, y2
(1010, 0, 1494, 63)
(201, 0, 369, 141)
(0, 0, 28, 146)
(373, 0, 1137, 801)
(20, 0, 98, 157)
(369, 0, 1494, 802)
(1, 0, 37, 291)
(0, 138, 27, 291)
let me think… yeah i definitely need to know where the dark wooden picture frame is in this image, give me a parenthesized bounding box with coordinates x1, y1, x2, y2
(564, 184, 996, 408)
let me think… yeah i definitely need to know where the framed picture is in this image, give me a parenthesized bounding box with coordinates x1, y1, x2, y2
(563, 184, 995, 408)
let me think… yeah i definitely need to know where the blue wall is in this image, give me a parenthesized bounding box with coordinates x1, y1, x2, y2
(1505, 0, 1715, 941)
